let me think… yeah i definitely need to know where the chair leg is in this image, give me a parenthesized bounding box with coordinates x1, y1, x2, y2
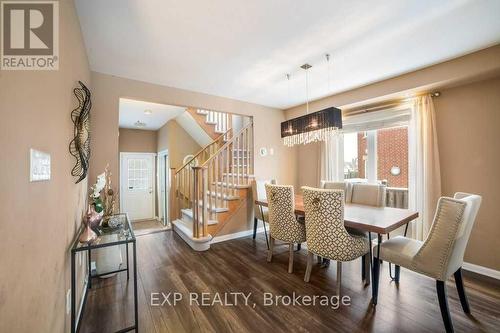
(304, 251, 313, 282)
(317, 255, 322, 264)
(296, 243, 301, 251)
(288, 243, 294, 273)
(253, 218, 258, 239)
(436, 280, 454, 333)
(267, 237, 274, 262)
(362, 255, 366, 280)
(336, 261, 342, 296)
(262, 219, 269, 250)
(454, 268, 470, 313)
(394, 265, 401, 283)
(363, 254, 371, 285)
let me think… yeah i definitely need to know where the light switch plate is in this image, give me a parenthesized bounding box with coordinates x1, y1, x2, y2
(30, 149, 51, 182)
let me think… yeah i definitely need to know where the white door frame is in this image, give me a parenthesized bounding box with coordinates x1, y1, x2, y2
(119, 152, 157, 221)
(157, 149, 170, 226)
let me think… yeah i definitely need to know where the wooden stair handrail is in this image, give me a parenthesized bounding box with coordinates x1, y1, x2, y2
(200, 122, 253, 168)
(175, 127, 232, 175)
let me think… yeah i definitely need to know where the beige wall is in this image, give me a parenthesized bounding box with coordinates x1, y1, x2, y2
(157, 119, 201, 168)
(434, 77, 500, 270)
(0, 1, 90, 332)
(119, 128, 158, 153)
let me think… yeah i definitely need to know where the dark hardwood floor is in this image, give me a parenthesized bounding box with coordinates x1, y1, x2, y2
(80, 231, 500, 333)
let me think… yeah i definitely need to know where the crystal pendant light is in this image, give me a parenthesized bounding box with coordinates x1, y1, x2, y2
(281, 57, 342, 147)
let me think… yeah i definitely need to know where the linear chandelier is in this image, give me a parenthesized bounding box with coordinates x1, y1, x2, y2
(281, 60, 342, 147)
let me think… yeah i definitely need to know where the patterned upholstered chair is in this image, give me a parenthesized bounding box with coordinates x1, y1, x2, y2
(373, 192, 482, 333)
(349, 183, 386, 207)
(320, 181, 370, 278)
(265, 184, 306, 273)
(251, 179, 276, 248)
(302, 187, 370, 295)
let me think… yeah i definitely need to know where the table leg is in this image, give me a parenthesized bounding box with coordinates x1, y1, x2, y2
(71, 251, 76, 333)
(87, 248, 92, 289)
(368, 232, 373, 279)
(133, 240, 139, 331)
(372, 234, 382, 305)
(126, 242, 130, 280)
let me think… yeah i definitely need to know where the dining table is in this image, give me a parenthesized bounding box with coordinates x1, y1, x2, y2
(255, 194, 419, 305)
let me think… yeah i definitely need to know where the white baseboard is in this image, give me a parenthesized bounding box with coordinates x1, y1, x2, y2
(462, 262, 500, 280)
(211, 227, 266, 244)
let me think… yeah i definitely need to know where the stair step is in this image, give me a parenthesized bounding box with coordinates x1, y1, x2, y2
(206, 191, 240, 201)
(197, 110, 209, 115)
(181, 209, 219, 225)
(205, 121, 217, 125)
(214, 182, 251, 189)
(214, 130, 226, 134)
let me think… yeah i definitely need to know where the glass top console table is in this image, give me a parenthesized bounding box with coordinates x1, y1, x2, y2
(70, 213, 138, 333)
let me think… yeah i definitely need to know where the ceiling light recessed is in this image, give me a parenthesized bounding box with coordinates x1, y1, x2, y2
(134, 120, 146, 127)
(144, 109, 153, 115)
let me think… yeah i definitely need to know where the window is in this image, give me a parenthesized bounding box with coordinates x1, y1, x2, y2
(342, 126, 408, 188)
(343, 132, 359, 179)
(127, 158, 149, 190)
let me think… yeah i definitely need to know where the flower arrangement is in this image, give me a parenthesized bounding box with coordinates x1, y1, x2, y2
(89, 164, 117, 227)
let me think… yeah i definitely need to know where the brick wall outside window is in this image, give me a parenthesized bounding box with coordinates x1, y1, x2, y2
(356, 127, 408, 188)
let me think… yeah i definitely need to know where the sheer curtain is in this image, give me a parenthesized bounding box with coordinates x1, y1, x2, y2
(319, 133, 344, 184)
(408, 95, 441, 240)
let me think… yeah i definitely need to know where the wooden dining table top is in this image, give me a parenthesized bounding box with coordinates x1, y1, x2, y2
(255, 194, 419, 234)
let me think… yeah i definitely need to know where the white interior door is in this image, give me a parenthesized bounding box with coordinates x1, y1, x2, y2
(120, 153, 155, 221)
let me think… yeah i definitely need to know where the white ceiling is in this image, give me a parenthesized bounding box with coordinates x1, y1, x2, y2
(119, 98, 185, 130)
(76, 0, 500, 109)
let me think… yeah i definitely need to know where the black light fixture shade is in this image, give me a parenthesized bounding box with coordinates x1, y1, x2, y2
(281, 107, 342, 146)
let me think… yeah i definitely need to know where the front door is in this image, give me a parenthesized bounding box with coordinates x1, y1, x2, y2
(120, 153, 155, 221)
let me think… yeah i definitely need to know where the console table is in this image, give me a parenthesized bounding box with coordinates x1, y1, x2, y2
(70, 213, 138, 333)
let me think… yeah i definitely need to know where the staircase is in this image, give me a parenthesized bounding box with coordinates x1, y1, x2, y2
(170, 118, 254, 251)
(187, 108, 231, 140)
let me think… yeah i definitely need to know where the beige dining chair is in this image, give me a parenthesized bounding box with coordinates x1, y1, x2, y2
(373, 192, 482, 333)
(349, 183, 386, 207)
(265, 184, 306, 273)
(320, 181, 351, 202)
(302, 187, 370, 295)
(251, 179, 276, 249)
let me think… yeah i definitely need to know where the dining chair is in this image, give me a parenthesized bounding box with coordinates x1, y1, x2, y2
(251, 179, 276, 249)
(349, 183, 386, 207)
(321, 181, 371, 279)
(265, 184, 306, 273)
(302, 187, 370, 295)
(373, 192, 482, 333)
(320, 180, 351, 202)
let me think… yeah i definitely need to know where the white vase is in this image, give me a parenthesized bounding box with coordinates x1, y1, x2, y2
(94, 234, 123, 278)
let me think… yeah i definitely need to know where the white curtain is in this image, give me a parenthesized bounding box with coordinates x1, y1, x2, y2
(319, 133, 344, 184)
(408, 95, 442, 240)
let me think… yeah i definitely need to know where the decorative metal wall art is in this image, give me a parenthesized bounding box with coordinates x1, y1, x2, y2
(69, 81, 92, 184)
